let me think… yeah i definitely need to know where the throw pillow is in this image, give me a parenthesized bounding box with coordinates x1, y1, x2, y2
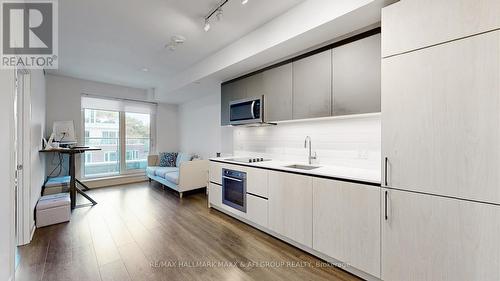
(159, 152, 177, 167)
(176, 152, 193, 167)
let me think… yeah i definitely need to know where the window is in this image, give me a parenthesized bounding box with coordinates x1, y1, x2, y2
(101, 131, 118, 144)
(82, 95, 156, 178)
(104, 151, 118, 162)
(126, 150, 139, 160)
(85, 153, 92, 163)
(83, 109, 120, 177)
(125, 113, 150, 170)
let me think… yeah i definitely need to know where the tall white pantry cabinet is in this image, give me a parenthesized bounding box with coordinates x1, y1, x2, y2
(381, 0, 500, 280)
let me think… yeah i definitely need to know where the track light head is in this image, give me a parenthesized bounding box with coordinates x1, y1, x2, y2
(204, 20, 211, 32)
(216, 9, 223, 21)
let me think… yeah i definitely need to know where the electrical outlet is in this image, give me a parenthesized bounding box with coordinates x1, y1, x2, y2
(358, 150, 369, 159)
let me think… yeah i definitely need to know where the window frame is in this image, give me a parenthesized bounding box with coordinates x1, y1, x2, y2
(81, 107, 155, 179)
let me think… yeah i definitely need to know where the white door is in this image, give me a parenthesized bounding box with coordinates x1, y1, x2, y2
(382, 30, 500, 204)
(382, 188, 500, 281)
(14, 69, 31, 246)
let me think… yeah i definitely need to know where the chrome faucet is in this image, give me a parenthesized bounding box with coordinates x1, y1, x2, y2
(304, 136, 317, 165)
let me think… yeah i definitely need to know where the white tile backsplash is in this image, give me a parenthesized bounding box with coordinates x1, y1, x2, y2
(233, 114, 381, 171)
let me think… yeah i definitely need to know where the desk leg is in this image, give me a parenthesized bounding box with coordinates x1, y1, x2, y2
(69, 153, 76, 209)
(75, 186, 97, 206)
(75, 178, 90, 191)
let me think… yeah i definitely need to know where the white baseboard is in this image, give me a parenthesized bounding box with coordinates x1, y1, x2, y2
(30, 222, 36, 241)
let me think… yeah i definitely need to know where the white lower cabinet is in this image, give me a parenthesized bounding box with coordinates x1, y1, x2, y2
(382, 188, 500, 281)
(313, 178, 380, 278)
(208, 182, 222, 208)
(209, 162, 223, 185)
(246, 167, 269, 198)
(247, 194, 268, 228)
(268, 171, 313, 247)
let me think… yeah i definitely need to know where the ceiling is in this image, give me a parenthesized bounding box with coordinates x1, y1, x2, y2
(50, 0, 304, 94)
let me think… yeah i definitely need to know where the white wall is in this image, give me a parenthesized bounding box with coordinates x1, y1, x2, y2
(178, 83, 233, 159)
(156, 103, 179, 153)
(45, 74, 178, 178)
(0, 69, 15, 281)
(29, 70, 46, 236)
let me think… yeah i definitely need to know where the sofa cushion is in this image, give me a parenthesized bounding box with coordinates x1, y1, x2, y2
(154, 167, 179, 178)
(176, 152, 192, 167)
(164, 172, 179, 185)
(159, 152, 177, 167)
(146, 166, 157, 176)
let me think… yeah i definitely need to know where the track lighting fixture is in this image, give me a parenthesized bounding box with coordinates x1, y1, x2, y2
(203, 0, 248, 32)
(204, 20, 211, 32)
(216, 8, 223, 21)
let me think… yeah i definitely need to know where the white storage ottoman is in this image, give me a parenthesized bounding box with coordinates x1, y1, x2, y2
(36, 193, 71, 227)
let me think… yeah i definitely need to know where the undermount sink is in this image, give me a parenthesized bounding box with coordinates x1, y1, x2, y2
(284, 164, 320, 170)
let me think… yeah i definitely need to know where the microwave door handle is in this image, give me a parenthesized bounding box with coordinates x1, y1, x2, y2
(250, 101, 256, 119)
(223, 176, 243, 182)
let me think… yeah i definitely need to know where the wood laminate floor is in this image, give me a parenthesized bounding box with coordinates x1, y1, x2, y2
(16, 182, 361, 281)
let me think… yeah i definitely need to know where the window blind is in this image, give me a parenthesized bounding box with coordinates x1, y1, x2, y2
(81, 94, 157, 114)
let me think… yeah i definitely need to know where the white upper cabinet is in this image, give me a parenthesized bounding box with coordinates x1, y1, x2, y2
(382, 30, 500, 204)
(382, 0, 500, 57)
(268, 171, 313, 247)
(313, 178, 381, 278)
(382, 188, 500, 281)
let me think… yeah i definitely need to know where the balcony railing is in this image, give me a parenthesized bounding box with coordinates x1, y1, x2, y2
(83, 137, 150, 177)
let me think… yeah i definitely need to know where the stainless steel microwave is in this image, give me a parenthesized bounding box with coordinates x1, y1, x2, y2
(229, 96, 263, 125)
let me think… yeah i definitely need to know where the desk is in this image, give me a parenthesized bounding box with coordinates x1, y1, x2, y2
(40, 147, 100, 209)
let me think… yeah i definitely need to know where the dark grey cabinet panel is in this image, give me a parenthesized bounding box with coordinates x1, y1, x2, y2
(292, 50, 332, 119)
(244, 72, 264, 99)
(220, 79, 246, 126)
(333, 33, 381, 115)
(220, 31, 381, 125)
(263, 64, 293, 122)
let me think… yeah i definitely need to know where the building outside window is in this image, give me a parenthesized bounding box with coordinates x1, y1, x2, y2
(81, 95, 156, 178)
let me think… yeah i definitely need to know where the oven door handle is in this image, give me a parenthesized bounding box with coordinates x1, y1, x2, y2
(223, 176, 243, 182)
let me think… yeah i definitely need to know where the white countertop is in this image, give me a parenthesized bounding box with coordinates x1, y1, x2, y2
(209, 157, 381, 185)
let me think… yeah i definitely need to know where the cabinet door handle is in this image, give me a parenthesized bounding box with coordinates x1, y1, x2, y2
(384, 190, 389, 221)
(384, 157, 388, 186)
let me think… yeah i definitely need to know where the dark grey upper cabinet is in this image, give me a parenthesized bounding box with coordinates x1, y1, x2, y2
(220, 30, 381, 125)
(220, 79, 246, 126)
(332, 33, 381, 115)
(244, 72, 264, 99)
(263, 64, 293, 122)
(292, 50, 332, 119)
